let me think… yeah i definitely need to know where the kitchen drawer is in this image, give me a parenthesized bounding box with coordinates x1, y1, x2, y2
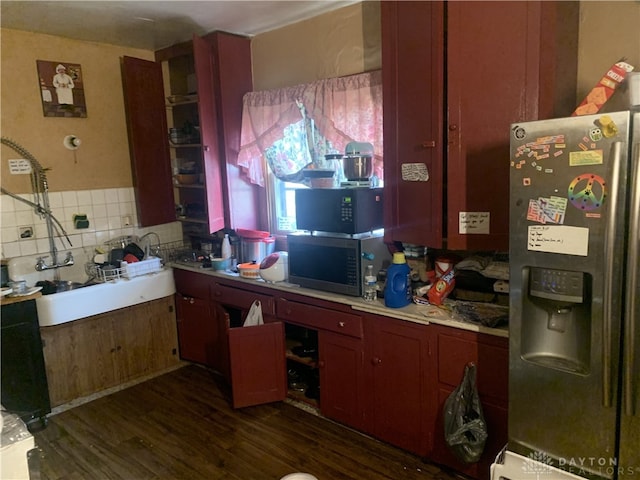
(210, 282, 275, 316)
(436, 331, 508, 402)
(276, 298, 362, 338)
(173, 269, 212, 299)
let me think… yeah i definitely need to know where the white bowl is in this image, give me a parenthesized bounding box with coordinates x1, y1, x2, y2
(238, 262, 260, 279)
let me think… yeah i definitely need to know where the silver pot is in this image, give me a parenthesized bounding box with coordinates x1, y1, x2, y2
(240, 237, 275, 264)
(343, 155, 373, 180)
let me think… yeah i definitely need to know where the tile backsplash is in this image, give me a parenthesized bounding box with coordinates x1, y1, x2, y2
(1, 187, 183, 259)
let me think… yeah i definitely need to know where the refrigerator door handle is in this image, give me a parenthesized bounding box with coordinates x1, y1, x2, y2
(603, 141, 624, 408)
(623, 140, 640, 417)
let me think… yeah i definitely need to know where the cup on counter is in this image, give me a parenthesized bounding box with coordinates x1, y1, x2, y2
(8, 280, 27, 294)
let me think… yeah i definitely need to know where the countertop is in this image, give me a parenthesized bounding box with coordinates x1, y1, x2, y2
(170, 263, 509, 338)
(1, 290, 42, 306)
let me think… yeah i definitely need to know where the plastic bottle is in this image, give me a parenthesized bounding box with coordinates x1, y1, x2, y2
(384, 252, 412, 308)
(221, 234, 232, 260)
(363, 264, 377, 302)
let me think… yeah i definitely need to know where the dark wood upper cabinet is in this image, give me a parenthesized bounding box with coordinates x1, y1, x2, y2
(203, 31, 264, 231)
(121, 56, 176, 227)
(192, 34, 225, 232)
(382, 1, 578, 251)
(122, 32, 262, 238)
(382, 0, 445, 249)
(180, 31, 263, 234)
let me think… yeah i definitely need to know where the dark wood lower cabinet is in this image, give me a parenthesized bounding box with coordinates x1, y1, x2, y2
(364, 314, 432, 457)
(276, 296, 366, 431)
(174, 268, 218, 368)
(172, 269, 509, 479)
(428, 324, 509, 480)
(318, 329, 366, 431)
(226, 311, 286, 409)
(175, 292, 216, 366)
(175, 270, 287, 408)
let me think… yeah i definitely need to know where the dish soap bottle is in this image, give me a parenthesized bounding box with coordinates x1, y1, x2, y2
(384, 252, 412, 308)
(363, 264, 377, 302)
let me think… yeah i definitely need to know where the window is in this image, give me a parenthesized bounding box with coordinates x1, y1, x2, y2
(263, 117, 346, 233)
(237, 71, 383, 235)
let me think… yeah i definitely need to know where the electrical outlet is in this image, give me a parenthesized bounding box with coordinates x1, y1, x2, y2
(19, 225, 34, 239)
(122, 215, 131, 226)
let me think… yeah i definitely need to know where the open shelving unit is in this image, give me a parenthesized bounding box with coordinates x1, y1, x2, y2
(285, 328, 319, 410)
(158, 43, 210, 243)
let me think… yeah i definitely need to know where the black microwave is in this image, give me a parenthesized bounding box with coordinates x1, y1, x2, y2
(295, 187, 383, 234)
(287, 231, 390, 297)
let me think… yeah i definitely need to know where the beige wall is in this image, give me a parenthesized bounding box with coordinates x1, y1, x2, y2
(0, 29, 154, 194)
(251, 2, 381, 91)
(577, 2, 640, 112)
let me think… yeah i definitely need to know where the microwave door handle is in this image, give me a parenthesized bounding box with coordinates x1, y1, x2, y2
(624, 140, 640, 417)
(603, 141, 623, 408)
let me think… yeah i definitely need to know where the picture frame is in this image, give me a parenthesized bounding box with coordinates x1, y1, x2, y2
(36, 60, 87, 118)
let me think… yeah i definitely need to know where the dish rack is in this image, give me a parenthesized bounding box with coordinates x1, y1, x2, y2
(87, 257, 163, 283)
(86, 240, 192, 283)
(155, 240, 194, 263)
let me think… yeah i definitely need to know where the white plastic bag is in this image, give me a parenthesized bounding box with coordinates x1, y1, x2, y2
(243, 300, 264, 327)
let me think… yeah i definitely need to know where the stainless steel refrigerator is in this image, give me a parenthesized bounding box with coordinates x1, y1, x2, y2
(504, 110, 639, 480)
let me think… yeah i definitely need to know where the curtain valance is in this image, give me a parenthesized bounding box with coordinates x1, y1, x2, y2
(237, 70, 383, 186)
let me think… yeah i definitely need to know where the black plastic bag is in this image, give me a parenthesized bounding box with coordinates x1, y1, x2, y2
(443, 363, 488, 463)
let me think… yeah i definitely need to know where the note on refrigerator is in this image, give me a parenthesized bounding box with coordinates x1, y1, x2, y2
(527, 225, 589, 256)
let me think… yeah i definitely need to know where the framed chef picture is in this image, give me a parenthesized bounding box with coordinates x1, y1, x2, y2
(36, 60, 87, 118)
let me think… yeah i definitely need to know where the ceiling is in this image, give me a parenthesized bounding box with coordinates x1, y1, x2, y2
(0, 1, 359, 51)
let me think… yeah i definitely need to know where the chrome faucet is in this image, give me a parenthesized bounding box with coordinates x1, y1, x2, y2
(36, 251, 75, 271)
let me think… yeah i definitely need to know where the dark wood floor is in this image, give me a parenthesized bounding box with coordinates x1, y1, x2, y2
(32, 364, 464, 480)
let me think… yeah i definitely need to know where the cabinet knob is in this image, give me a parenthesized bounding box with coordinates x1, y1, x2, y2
(189, 298, 195, 304)
(372, 357, 382, 365)
(318, 360, 325, 368)
(421, 141, 436, 148)
(204, 145, 210, 152)
(338, 321, 345, 328)
(449, 124, 458, 131)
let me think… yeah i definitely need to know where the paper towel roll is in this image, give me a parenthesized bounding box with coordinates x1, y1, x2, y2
(628, 72, 640, 107)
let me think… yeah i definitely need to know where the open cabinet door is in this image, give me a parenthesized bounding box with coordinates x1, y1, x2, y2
(121, 56, 175, 227)
(218, 304, 287, 408)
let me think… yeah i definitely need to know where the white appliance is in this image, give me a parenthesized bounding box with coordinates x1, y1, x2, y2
(498, 110, 640, 480)
(259, 251, 289, 283)
(1, 409, 35, 480)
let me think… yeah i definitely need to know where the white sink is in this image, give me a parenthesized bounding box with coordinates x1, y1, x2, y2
(36, 268, 176, 327)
